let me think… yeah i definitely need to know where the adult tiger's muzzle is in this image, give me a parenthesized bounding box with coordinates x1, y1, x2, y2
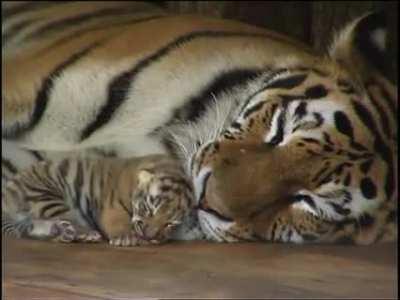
(199, 142, 322, 221)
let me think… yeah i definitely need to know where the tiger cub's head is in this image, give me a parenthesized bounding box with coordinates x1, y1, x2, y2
(190, 13, 397, 241)
(125, 155, 194, 243)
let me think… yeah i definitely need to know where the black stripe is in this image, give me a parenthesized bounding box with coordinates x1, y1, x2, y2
(313, 112, 324, 128)
(170, 68, 261, 124)
(360, 159, 374, 174)
(40, 202, 65, 218)
(225, 230, 255, 242)
(58, 159, 70, 177)
(198, 172, 212, 209)
(329, 202, 351, 216)
(2, 158, 17, 174)
(117, 197, 131, 215)
(25, 7, 159, 40)
(277, 85, 328, 103)
(343, 173, 351, 186)
(302, 137, 320, 145)
(366, 81, 397, 122)
(294, 101, 308, 121)
(237, 68, 290, 116)
(304, 85, 328, 99)
(47, 207, 70, 218)
(265, 74, 307, 90)
(161, 177, 192, 196)
(311, 167, 329, 183)
(352, 100, 394, 200)
(29, 165, 61, 199)
(79, 30, 297, 141)
(83, 195, 95, 227)
(337, 79, 356, 94)
(267, 104, 287, 146)
(2, 19, 38, 44)
(292, 194, 317, 210)
(350, 141, 369, 152)
(4, 42, 101, 140)
(270, 223, 277, 241)
(242, 101, 266, 119)
(199, 206, 233, 223)
(55, 169, 69, 197)
(85, 196, 105, 236)
(25, 192, 59, 203)
(296, 67, 329, 77)
(89, 169, 96, 202)
(323, 132, 334, 146)
(30, 150, 44, 161)
(72, 160, 84, 207)
(2, 2, 70, 19)
(377, 84, 397, 122)
(368, 89, 392, 139)
(230, 122, 242, 130)
(334, 111, 354, 140)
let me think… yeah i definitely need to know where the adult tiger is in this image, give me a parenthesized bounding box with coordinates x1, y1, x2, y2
(2, 2, 397, 244)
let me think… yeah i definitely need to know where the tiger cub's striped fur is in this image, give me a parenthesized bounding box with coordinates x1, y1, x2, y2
(2, 154, 195, 246)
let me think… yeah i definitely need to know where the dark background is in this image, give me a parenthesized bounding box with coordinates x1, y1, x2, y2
(155, 1, 398, 82)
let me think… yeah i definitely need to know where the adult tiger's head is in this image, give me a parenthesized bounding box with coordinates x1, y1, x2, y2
(181, 13, 397, 243)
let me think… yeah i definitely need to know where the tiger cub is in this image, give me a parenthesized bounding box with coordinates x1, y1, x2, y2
(2, 154, 194, 246)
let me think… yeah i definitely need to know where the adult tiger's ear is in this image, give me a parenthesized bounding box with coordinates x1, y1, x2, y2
(329, 12, 390, 79)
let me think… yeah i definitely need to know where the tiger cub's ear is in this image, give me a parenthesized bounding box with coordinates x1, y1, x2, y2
(329, 12, 389, 79)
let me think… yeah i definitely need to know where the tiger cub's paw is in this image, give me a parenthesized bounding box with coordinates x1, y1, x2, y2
(51, 220, 102, 243)
(76, 230, 103, 243)
(51, 220, 77, 243)
(109, 232, 162, 247)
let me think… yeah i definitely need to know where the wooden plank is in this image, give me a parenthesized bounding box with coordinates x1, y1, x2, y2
(2, 238, 397, 299)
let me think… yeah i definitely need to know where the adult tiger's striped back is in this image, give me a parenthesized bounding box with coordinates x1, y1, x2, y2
(2, 2, 397, 245)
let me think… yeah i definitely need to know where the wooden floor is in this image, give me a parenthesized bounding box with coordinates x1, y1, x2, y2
(2, 237, 397, 299)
